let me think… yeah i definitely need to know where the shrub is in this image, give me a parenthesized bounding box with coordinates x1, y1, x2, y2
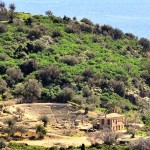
(82, 68, 94, 78)
(0, 63, 6, 74)
(82, 86, 92, 97)
(40, 115, 49, 127)
(63, 15, 71, 22)
(45, 10, 53, 16)
(20, 59, 37, 75)
(138, 37, 150, 52)
(22, 79, 42, 102)
(0, 23, 8, 33)
(92, 35, 101, 43)
(80, 23, 93, 33)
(27, 23, 47, 40)
(101, 25, 114, 35)
(111, 28, 123, 40)
(52, 30, 62, 38)
(125, 33, 136, 39)
(38, 65, 61, 85)
(114, 82, 126, 97)
(57, 88, 75, 103)
(65, 23, 81, 33)
(6, 67, 23, 86)
(81, 18, 93, 25)
(0, 54, 7, 61)
(60, 55, 79, 66)
(131, 137, 150, 150)
(36, 125, 47, 139)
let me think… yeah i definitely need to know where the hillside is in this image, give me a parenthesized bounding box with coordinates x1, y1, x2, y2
(0, 11, 150, 121)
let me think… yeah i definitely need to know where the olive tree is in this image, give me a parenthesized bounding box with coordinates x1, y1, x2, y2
(22, 79, 42, 102)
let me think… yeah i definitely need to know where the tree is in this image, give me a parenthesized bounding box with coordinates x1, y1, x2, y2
(36, 125, 47, 139)
(139, 38, 150, 52)
(6, 67, 23, 86)
(45, 10, 53, 16)
(4, 118, 16, 128)
(20, 59, 38, 75)
(57, 88, 75, 103)
(39, 65, 61, 85)
(40, 115, 49, 127)
(4, 118, 16, 137)
(0, 1, 7, 14)
(9, 3, 16, 23)
(127, 127, 136, 138)
(23, 79, 42, 102)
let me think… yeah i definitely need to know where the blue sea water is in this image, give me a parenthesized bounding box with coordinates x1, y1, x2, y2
(4, 0, 150, 39)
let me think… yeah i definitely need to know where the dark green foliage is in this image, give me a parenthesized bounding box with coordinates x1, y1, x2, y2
(0, 63, 6, 74)
(28, 28, 43, 40)
(22, 79, 42, 102)
(24, 17, 33, 25)
(36, 125, 47, 139)
(45, 10, 53, 17)
(38, 66, 61, 85)
(6, 67, 23, 86)
(138, 37, 150, 52)
(81, 18, 93, 25)
(57, 88, 75, 103)
(40, 115, 49, 127)
(63, 15, 71, 22)
(20, 59, 38, 75)
(52, 30, 62, 38)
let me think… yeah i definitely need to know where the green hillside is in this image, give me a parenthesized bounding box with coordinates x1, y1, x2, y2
(0, 11, 150, 117)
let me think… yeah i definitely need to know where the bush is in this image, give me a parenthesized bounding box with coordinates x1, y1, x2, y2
(111, 28, 123, 40)
(131, 137, 150, 150)
(0, 63, 6, 74)
(57, 88, 75, 103)
(6, 67, 23, 86)
(38, 65, 61, 85)
(22, 79, 42, 102)
(80, 23, 93, 33)
(60, 55, 79, 66)
(52, 30, 62, 38)
(63, 15, 71, 22)
(101, 25, 114, 36)
(65, 23, 81, 33)
(0, 23, 8, 33)
(20, 59, 37, 75)
(138, 38, 150, 52)
(81, 18, 93, 25)
(40, 115, 49, 127)
(0, 54, 7, 61)
(36, 125, 47, 139)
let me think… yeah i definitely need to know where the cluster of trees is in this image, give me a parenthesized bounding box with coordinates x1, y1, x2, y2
(0, 1, 16, 23)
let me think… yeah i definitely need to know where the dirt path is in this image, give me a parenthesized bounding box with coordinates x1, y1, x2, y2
(14, 136, 91, 148)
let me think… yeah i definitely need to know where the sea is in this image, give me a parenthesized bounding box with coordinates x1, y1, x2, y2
(4, 0, 150, 39)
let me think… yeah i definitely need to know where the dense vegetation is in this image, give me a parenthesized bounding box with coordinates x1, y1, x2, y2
(0, 2, 150, 124)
